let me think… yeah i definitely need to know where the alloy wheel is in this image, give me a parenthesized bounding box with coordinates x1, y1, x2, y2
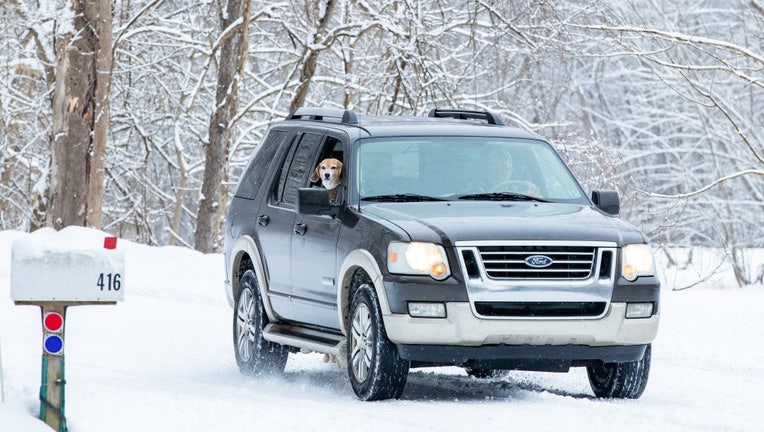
(235, 288, 255, 362)
(350, 303, 374, 382)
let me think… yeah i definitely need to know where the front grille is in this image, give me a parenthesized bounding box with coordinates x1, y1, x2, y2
(476, 245, 597, 280)
(475, 301, 607, 318)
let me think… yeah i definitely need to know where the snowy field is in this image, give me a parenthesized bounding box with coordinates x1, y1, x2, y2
(1, 227, 763, 432)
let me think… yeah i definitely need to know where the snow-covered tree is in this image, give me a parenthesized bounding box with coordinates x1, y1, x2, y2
(1, 0, 762, 286)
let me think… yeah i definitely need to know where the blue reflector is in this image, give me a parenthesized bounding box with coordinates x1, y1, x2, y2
(44, 334, 64, 355)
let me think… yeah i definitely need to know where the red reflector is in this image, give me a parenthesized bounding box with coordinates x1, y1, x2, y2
(44, 312, 64, 332)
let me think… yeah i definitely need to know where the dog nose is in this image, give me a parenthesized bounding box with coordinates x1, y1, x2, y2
(324, 173, 331, 179)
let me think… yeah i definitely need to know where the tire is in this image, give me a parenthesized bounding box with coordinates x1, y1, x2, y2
(233, 269, 288, 376)
(347, 283, 410, 401)
(587, 344, 651, 399)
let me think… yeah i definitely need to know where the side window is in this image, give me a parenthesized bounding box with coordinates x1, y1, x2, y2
(324, 136, 344, 162)
(274, 132, 323, 208)
(274, 138, 299, 203)
(234, 130, 286, 199)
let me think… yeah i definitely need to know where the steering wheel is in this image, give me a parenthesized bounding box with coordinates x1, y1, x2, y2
(491, 180, 540, 195)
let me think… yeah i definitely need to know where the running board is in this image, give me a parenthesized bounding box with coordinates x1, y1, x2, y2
(263, 323, 345, 357)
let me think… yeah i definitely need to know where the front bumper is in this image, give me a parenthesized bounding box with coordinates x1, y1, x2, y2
(397, 343, 648, 368)
(383, 301, 659, 347)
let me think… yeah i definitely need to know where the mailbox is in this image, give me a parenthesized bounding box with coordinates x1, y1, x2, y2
(10, 227, 125, 302)
(10, 226, 125, 432)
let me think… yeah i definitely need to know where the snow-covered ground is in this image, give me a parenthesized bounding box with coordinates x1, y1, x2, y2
(0, 228, 762, 432)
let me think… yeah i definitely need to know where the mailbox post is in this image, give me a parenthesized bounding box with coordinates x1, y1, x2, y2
(11, 229, 125, 432)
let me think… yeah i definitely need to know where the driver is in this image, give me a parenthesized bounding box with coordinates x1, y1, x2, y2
(482, 149, 540, 196)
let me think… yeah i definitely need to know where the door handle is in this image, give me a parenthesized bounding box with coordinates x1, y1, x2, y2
(294, 223, 307, 236)
(257, 215, 270, 226)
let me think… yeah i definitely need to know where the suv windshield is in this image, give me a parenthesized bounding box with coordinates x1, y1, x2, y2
(357, 137, 587, 203)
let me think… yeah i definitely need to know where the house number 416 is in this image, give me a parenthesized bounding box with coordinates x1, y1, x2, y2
(97, 273, 122, 291)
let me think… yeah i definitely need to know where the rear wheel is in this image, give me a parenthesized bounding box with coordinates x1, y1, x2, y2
(347, 283, 409, 401)
(233, 269, 288, 375)
(587, 344, 651, 399)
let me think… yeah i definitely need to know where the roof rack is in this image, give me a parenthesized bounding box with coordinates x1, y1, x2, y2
(286, 107, 359, 125)
(427, 108, 504, 126)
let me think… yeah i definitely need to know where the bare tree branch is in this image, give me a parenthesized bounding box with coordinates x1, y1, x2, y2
(643, 170, 764, 199)
(571, 24, 764, 67)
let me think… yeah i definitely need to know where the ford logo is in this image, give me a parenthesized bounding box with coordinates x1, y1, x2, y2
(525, 255, 553, 268)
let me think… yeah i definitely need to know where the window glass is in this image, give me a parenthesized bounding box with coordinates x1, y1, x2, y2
(357, 137, 586, 202)
(323, 136, 344, 162)
(234, 130, 286, 199)
(277, 132, 323, 207)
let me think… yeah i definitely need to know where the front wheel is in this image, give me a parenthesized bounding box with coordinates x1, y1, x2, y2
(233, 269, 288, 376)
(587, 344, 651, 399)
(347, 283, 409, 401)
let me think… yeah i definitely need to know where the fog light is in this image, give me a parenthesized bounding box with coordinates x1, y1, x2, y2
(408, 302, 446, 318)
(626, 302, 654, 318)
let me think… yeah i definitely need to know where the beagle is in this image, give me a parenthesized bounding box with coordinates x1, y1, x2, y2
(310, 158, 343, 200)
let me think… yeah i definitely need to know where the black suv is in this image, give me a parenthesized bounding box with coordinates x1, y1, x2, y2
(224, 108, 660, 400)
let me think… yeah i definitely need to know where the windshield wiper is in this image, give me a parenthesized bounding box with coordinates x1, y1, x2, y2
(457, 192, 548, 202)
(362, 193, 447, 202)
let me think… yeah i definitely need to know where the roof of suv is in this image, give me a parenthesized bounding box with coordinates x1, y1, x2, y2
(281, 107, 544, 141)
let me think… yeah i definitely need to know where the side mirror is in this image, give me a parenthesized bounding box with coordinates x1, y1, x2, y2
(591, 190, 620, 216)
(297, 188, 339, 216)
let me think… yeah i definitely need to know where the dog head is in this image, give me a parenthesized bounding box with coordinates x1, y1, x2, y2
(310, 158, 343, 190)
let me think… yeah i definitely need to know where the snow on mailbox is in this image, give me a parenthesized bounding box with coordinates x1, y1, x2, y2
(11, 226, 125, 302)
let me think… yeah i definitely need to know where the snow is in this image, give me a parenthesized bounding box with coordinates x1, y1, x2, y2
(1, 228, 763, 432)
(10, 227, 125, 302)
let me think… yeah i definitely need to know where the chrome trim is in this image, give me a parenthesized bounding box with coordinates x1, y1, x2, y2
(524, 255, 554, 268)
(455, 240, 617, 320)
(479, 246, 595, 279)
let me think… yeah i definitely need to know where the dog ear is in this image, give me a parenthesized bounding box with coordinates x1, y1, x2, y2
(310, 164, 321, 183)
(336, 160, 344, 181)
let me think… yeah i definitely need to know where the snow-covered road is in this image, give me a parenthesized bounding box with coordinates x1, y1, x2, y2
(1, 229, 762, 431)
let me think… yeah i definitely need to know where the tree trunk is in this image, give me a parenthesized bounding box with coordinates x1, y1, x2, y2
(289, 0, 337, 111)
(169, 132, 188, 247)
(86, 0, 114, 228)
(194, 0, 251, 253)
(48, 0, 112, 230)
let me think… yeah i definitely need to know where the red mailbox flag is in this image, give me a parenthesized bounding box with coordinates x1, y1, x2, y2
(104, 236, 117, 249)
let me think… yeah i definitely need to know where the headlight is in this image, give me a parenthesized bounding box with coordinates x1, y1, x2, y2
(621, 243, 656, 281)
(388, 241, 450, 280)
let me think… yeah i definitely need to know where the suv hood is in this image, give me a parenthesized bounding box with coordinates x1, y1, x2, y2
(361, 201, 647, 246)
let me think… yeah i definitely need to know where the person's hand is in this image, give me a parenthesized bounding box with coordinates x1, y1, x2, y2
(492, 180, 540, 196)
